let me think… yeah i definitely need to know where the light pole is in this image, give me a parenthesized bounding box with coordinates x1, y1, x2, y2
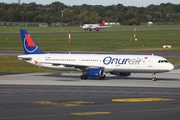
(61, 11, 64, 17)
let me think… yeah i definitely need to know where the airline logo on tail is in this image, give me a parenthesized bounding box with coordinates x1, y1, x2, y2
(100, 18, 106, 26)
(23, 34, 38, 53)
(20, 29, 43, 54)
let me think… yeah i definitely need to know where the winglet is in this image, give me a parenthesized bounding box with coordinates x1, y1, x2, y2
(20, 29, 44, 54)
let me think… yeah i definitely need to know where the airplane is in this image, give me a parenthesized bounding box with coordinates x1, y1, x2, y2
(80, 18, 109, 31)
(18, 29, 174, 81)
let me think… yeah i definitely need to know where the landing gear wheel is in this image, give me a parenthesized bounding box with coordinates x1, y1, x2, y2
(152, 73, 157, 81)
(99, 75, 106, 80)
(80, 75, 88, 80)
(152, 77, 157, 81)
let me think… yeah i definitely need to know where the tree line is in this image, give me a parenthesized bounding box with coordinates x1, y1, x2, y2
(0, 2, 180, 25)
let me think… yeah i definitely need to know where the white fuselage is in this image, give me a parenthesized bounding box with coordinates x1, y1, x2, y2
(82, 24, 108, 29)
(18, 54, 174, 73)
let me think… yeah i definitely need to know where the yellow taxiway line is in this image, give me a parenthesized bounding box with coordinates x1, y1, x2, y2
(31, 101, 94, 106)
(70, 112, 111, 115)
(112, 98, 174, 102)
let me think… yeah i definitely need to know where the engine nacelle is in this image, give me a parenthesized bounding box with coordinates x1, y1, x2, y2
(85, 68, 105, 77)
(95, 27, 99, 31)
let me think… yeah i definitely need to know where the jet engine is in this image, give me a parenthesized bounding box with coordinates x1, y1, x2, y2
(85, 68, 105, 78)
(95, 27, 99, 31)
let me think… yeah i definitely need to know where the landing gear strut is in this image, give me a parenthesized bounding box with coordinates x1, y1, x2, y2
(152, 73, 157, 81)
(80, 74, 88, 80)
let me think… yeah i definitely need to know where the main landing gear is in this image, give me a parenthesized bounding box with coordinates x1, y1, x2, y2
(99, 75, 106, 79)
(152, 73, 157, 81)
(80, 74, 88, 80)
(80, 74, 106, 80)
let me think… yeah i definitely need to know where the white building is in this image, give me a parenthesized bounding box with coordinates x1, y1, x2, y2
(105, 22, 120, 26)
(148, 22, 153, 26)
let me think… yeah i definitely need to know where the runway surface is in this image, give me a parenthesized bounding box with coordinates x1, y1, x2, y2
(0, 71, 180, 87)
(0, 71, 180, 120)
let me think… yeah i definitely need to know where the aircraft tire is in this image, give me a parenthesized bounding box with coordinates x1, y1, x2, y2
(152, 77, 157, 81)
(99, 75, 106, 79)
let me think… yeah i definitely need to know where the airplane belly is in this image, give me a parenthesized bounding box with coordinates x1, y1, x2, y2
(42, 63, 78, 71)
(109, 64, 168, 73)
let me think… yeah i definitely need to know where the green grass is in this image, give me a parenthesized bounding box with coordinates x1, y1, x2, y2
(0, 30, 180, 52)
(1, 24, 180, 32)
(0, 56, 56, 72)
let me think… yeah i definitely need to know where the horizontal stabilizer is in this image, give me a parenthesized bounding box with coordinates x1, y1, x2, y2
(18, 55, 32, 61)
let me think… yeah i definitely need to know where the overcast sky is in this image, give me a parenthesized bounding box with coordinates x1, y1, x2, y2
(0, 0, 179, 7)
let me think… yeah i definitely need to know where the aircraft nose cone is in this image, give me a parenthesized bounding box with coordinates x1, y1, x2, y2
(169, 63, 174, 71)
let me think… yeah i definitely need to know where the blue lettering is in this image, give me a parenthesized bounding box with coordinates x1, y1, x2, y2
(103, 56, 112, 65)
(124, 58, 130, 64)
(111, 58, 118, 64)
(103, 56, 130, 65)
(117, 58, 122, 64)
(103, 57, 142, 65)
(118, 58, 124, 64)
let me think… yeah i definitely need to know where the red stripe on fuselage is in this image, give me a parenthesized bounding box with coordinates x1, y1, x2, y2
(25, 34, 36, 46)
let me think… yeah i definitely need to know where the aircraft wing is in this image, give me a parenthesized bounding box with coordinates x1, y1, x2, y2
(42, 61, 105, 70)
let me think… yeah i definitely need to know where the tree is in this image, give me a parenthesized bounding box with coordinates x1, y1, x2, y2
(0, 2, 179, 25)
(128, 18, 140, 25)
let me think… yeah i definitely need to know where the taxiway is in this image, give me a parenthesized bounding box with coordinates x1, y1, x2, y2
(0, 71, 180, 120)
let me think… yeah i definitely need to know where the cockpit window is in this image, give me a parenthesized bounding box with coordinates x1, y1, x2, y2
(158, 60, 169, 63)
(164, 60, 168, 63)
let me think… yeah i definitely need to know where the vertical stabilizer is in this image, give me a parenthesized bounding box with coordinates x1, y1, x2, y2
(20, 29, 44, 54)
(100, 18, 106, 26)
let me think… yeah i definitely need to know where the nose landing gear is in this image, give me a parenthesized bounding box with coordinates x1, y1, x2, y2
(152, 73, 157, 81)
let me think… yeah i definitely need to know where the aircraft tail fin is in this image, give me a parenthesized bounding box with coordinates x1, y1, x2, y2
(20, 29, 44, 54)
(100, 18, 106, 26)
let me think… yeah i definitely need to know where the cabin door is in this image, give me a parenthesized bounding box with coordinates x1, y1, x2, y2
(148, 56, 153, 67)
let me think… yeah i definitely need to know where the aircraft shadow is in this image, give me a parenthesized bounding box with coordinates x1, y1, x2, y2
(34, 73, 179, 81)
(107, 76, 179, 81)
(0, 72, 26, 76)
(34, 73, 82, 81)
